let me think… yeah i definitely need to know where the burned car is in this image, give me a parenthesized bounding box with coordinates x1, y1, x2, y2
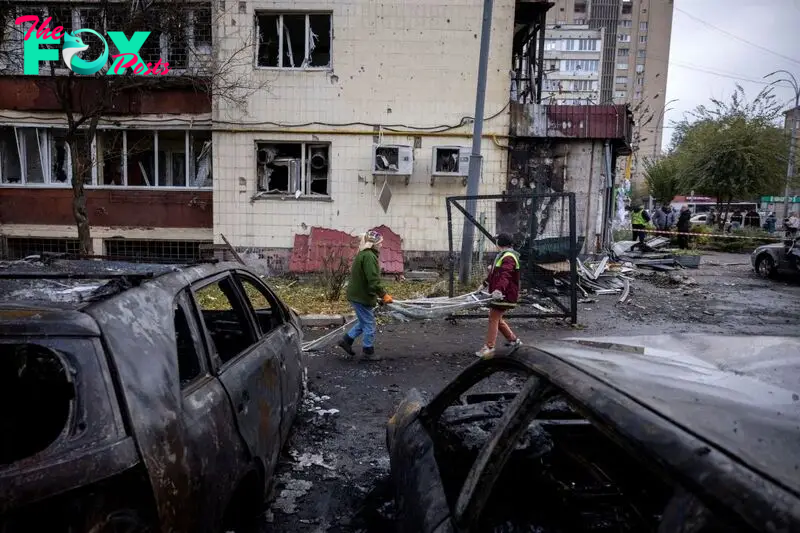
(0, 259, 306, 532)
(752, 236, 800, 278)
(387, 335, 800, 533)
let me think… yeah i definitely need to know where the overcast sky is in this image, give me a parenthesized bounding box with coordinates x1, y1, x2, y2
(662, 0, 800, 149)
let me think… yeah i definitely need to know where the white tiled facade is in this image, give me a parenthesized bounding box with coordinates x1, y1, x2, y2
(213, 0, 516, 252)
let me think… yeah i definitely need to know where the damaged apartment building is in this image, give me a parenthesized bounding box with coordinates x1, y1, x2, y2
(0, 1, 214, 260)
(0, 0, 632, 267)
(212, 0, 632, 272)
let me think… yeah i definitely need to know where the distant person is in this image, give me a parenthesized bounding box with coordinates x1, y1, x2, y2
(666, 206, 677, 230)
(744, 209, 760, 228)
(338, 230, 393, 361)
(707, 210, 716, 227)
(787, 212, 800, 239)
(652, 206, 667, 232)
(630, 205, 651, 249)
(764, 212, 777, 233)
(476, 233, 522, 359)
(730, 210, 743, 231)
(677, 206, 692, 249)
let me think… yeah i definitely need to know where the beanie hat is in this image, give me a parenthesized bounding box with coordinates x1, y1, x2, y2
(365, 230, 383, 244)
(496, 233, 513, 247)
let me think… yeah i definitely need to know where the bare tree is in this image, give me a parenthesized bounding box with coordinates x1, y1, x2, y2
(0, 0, 264, 254)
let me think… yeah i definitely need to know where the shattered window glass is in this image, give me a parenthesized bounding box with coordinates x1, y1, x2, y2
(307, 14, 331, 67)
(97, 130, 124, 186)
(194, 278, 255, 363)
(156, 131, 187, 187)
(190, 131, 212, 188)
(256, 14, 280, 67)
(0, 127, 22, 184)
(256, 12, 331, 68)
(49, 130, 71, 185)
(282, 14, 305, 68)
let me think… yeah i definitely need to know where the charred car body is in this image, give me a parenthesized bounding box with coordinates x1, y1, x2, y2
(387, 335, 800, 533)
(0, 259, 306, 532)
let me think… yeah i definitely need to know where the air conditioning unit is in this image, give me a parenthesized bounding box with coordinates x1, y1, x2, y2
(372, 144, 414, 182)
(431, 146, 469, 178)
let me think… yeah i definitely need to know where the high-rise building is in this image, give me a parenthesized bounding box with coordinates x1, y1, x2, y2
(546, 0, 674, 183)
(540, 24, 605, 105)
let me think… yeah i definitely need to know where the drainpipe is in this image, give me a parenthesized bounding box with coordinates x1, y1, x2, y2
(603, 140, 614, 248)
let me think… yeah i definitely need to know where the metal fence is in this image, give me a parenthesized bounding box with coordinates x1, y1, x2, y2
(446, 192, 578, 323)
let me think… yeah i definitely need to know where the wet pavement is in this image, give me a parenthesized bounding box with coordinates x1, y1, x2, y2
(258, 252, 800, 533)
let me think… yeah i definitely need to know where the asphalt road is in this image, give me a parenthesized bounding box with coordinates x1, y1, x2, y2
(258, 252, 800, 533)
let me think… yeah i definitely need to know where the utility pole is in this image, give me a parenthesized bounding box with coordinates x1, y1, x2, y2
(459, 0, 494, 285)
(765, 70, 800, 220)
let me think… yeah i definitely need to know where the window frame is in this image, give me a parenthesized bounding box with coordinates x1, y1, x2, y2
(254, 140, 331, 198)
(190, 272, 260, 371)
(254, 11, 333, 71)
(232, 271, 288, 338)
(7, 5, 209, 76)
(173, 292, 211, 392)
(0, 126, 213, 190)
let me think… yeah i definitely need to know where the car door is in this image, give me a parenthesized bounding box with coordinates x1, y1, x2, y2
(232, 271, 304, 444)
(191, 273, 283, 483)
(172, 292, 249, 531)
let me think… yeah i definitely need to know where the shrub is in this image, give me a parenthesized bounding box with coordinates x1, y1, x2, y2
(319, 244, 354, 302)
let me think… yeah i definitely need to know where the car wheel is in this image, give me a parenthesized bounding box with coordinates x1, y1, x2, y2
(755, 254, 777, 279)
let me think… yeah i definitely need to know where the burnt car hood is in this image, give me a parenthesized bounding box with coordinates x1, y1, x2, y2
(535, 334, 800, 498)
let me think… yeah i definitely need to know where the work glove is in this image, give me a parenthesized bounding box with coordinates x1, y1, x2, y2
(381, 294, 394, 305)
(491, 290, 504, 301)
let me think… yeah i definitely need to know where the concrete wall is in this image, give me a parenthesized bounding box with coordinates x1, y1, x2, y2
(213, 0, 516, 252)
(508, 138, 612, 252)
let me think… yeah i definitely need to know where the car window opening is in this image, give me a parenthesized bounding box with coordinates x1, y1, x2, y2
(0, 343, 75, 465)
(429, 381, 742, 532)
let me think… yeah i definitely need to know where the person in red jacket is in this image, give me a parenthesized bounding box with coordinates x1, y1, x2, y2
(476, 233, 522, 359)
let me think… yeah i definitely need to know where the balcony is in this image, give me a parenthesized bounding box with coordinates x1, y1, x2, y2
(510, 103, 634, 151)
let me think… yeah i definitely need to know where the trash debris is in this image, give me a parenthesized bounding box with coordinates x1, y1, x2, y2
(576, 256, 635, 301)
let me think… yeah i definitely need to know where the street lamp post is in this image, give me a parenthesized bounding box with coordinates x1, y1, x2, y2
(765, 70, 800, 220)
(652, 98, 678, 160)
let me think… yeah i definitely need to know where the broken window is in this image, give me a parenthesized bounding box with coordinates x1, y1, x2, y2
(190, 131, 213, 188)
(236, 275, 281, 335)
(155, 130, 187, 187)
(126, 130, 156, 186)
(256, 142, 330, 196)
(174, 301, 203, 387)
(308, 14, 331, 67)
(97, 130, 124, 186)
(49, 130, 72, 184)
(256, 12, 332, 68)
(0, 127, 22, 184)
(193, 7, 212, 48)
(0, 343, 74, 465)
(194, 278, 256, 364)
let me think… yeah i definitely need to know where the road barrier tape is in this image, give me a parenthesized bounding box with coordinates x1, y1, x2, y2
(639, 228, 788, 241)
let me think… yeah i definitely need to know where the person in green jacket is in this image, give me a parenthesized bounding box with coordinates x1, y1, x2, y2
(338, 230, 393, 361)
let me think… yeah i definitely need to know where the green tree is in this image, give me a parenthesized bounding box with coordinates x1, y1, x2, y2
(670, 85, 787, 226)
(644, 155, 684, 205)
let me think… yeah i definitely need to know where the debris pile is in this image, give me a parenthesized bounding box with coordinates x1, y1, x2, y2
(576, 256, 634, 303)
(611, 237, 700, 272)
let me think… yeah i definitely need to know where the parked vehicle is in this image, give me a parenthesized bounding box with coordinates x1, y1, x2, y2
(387, 336, 800, 533)
(0, 258, 306, 532)
(752, 237, 800, 278)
